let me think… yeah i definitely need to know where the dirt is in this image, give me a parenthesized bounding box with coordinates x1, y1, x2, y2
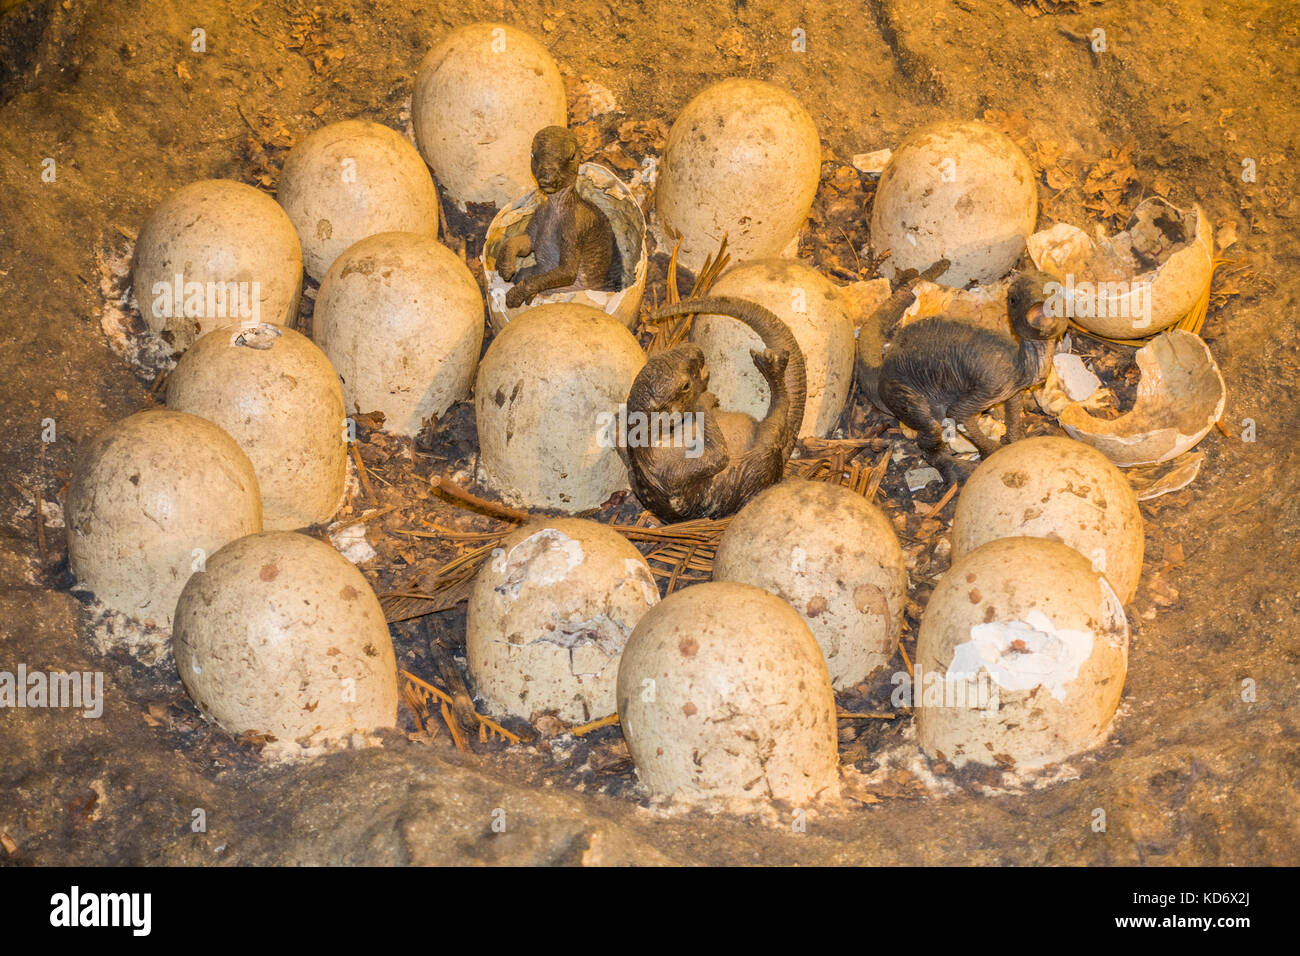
(1, 0, 1298, 866)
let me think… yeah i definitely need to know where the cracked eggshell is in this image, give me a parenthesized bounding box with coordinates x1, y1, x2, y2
(951, 437, 1144, 603)
(173, 531, 398, 742)
(1059, 330, 1226, 466)
(475, 303, 644, 512)
(656, 79, 821, 273)
(467, 519, 659, 723)
(482, 163, 647, 332)
(133, 179, 303, 351)
(691, 259, 855, 438)
(1027, 202, 1213, 339)
(413, 23, 567, 210)
(278, 120, 440, 280)
(617, 581, 839, 806)
(916, 537, 1129, 771)
(712, 479, 906, 689)
(167, 323, 347, 530)
(870, 121, 1038, 287)
(66, 409, 263, 629)
(314, 232, 484, 437)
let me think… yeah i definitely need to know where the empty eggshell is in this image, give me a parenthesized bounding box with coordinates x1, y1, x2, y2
(467, 519, 660, 723)
(412, 23, 567, 210)
(314, 232, 484, 437)
(1027, 200, 1214, 339)
(278, 120, 440, 280)
(475, 303, 644, 512)
(712, 479, 906, 689)
(657, 79, 821, 273)
(1059, 330, 1226, 466)
(173, 531, 398, 742)
(617, 581, 840, 806)
(916, 537, 1129, 770)
(870, 121, 1038, 287)
(951, 436, 1144, 603)
(66, 409, 263, 628)
(166, 323, 347, 530)
(133, 179, 303, 351)
(482, 163, 647, 331)
(691, 259, 855, 438)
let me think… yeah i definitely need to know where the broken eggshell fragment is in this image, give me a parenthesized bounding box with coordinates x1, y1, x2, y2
(916, 537, 1129, 771)
(1027, 199, 1214, 340)
(482, 162, 647, 332)
(466, 519, 660, 723)
(1058, 329, 1226, 466)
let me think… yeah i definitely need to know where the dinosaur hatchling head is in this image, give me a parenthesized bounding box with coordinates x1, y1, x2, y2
(530, 126, 580, 195)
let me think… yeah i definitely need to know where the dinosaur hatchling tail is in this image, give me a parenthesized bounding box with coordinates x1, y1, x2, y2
(653, 295, 807, 454)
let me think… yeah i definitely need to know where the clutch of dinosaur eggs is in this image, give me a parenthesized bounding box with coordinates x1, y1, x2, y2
(166, 323, 348, 531)
(691, 258, 855, 438)
(65, 409, 263, 630)
(475, 303, 645, 512)
(413, 23, 567, 210)
(712, 479, 907, 689)
(466, 519, 660, 723)
(278, 120, 440, 281)
(1027, 198, 1213, 340)
(950, 436, 1144, 603)
(616, 582, 840, 806)
(133, 179, 303, 351)
(656, 79, 821, 273)
(314, 232, 484, 437)
(173, 531, 398, 745)
(870, 120, 1038, 288)
(482, 163, 647, 332)
(915, 537, 1129, 771)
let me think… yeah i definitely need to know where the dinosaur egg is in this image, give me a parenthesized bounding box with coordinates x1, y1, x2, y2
(712, 479, 906, 689)
(691, 258, 855, 438)
(657, 79, 821, 273)
(475, 303, 644, 512)
(951, 436, 1144, 603)
(314, 232, 484, 437)
(467, 519, 660, 723)
(278, 120, 440, 280)
(173, 531, 398, 743)
(871, 121, 1038, 287)
(133, 179, 303, 351)
(616, 582, 839, 806)
(482, 163, 647, 332)
(916, 537, 1129, 770)
(166, 323, 347, 530)
(66, 409, 263, 629)
(413, 23, 567, 210)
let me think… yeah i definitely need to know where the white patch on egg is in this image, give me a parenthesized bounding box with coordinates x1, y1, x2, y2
(949, 610, 1095, 702)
